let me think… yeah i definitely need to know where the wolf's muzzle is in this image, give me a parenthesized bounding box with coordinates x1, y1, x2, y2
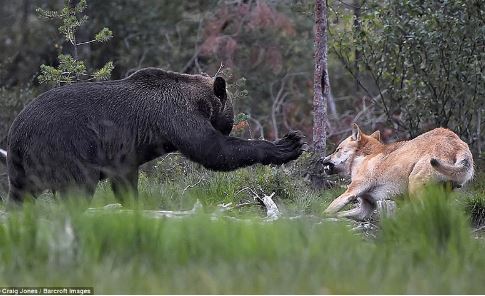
(321, 156, 336, 175)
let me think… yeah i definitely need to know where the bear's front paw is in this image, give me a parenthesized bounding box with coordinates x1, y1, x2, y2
(271, 130, 306, 164)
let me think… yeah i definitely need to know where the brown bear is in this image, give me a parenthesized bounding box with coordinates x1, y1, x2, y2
(3, 68, 305, 203)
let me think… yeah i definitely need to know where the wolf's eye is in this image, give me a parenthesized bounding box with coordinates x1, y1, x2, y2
(336, 147, 341, 152)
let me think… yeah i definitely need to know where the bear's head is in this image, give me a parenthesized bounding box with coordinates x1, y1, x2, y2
(212, 77, 234, 136)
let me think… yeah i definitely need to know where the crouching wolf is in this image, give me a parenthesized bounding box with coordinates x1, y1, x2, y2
(322, 124, 474, 221)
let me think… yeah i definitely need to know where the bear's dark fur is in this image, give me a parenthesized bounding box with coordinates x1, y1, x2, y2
(4, 68, 305, 203)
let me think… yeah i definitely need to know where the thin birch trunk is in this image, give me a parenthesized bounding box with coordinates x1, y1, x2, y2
(307, 0, 331, 189)
(313, 0, 329, 157)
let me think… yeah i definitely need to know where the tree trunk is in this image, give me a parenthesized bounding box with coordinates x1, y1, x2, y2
(313, 0, 329, 157)
(477, 109, 482, 156)
(308, 0, 330, 188)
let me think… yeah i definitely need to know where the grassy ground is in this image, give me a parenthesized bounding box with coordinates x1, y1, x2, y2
(0, 154, 484, 294)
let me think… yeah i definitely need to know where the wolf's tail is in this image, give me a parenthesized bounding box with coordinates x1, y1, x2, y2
(430, 154, 474, 185)
(0, 148, 6, 164)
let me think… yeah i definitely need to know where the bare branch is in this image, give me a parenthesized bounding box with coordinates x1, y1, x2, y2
(182, 177, 205, 195)
(214, 62, 224, 77)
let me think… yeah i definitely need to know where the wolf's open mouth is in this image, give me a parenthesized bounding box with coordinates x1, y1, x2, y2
(322, 162, 336, 175)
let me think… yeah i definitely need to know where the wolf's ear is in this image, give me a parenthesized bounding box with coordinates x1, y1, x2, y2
(351, 123, 362, 141)
(369, 130, 381, 141)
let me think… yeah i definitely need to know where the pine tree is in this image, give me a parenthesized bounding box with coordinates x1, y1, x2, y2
(36, 0, 113, 86)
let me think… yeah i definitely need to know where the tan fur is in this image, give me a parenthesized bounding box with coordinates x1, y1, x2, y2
(322, 124, 474, 221)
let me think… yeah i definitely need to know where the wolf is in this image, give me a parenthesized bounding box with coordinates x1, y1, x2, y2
(322, 124, 474, 221)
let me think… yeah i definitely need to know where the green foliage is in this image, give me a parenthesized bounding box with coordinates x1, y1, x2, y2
(38, 54, 85, 85)
(36, 0, 88, 44)
(36, 0, 114, 86)
(230, 78, 249, 103)
(233, 113, 250, 125)
(464, 195, 485, 227)
(379, 187, 472, 261)
(215, 67, 253, 134)
(0, 182, 485, 293)
(461, 179, 485, 227)
(218, 68, 249, 103)
(92, 61, 114, 81)
(130, 154, 317, 213)
(94, 27, 113, 42)
(331, 0, 484, 144)
(1, 156, 485, 294)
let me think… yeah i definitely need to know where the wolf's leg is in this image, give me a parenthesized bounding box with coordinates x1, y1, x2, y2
(336, 197, 376, 221)
(408, 162, 435, 197)
(408, 179, 427, 197)
(324, 181, 368, 214)
(409, 180, 437, 197)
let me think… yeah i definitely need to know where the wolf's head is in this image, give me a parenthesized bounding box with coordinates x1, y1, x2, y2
(322, 124, 381, 177)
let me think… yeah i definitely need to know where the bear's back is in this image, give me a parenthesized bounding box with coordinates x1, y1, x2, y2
(8, 68, 218, 150)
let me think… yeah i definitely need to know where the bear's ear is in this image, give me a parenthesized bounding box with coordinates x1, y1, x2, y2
(213, 77, 227, 101)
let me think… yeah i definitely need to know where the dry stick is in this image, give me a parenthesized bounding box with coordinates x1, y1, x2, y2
(234, 186, 251, 197)
(214, 62, 224, 78)
(217, 191, 280, 221)
(86, 199, 204, 219)
(217, 201, 259, 210)
(241, 186, 280, 220)
(472, 225, 485, 233)
(86, 189, 281, 220)
(182, 177, 205, 195)
(259, 192, 280, 220)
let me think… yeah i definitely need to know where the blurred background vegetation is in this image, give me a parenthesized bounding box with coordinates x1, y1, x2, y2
(1, 0, 482, 160)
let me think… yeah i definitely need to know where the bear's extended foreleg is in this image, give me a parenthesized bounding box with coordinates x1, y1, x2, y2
(198, 131, 305, 171)
(167, 117, 305, 171)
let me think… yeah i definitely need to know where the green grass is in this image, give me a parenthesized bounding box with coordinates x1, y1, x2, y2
(0, 156, 484, 294)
